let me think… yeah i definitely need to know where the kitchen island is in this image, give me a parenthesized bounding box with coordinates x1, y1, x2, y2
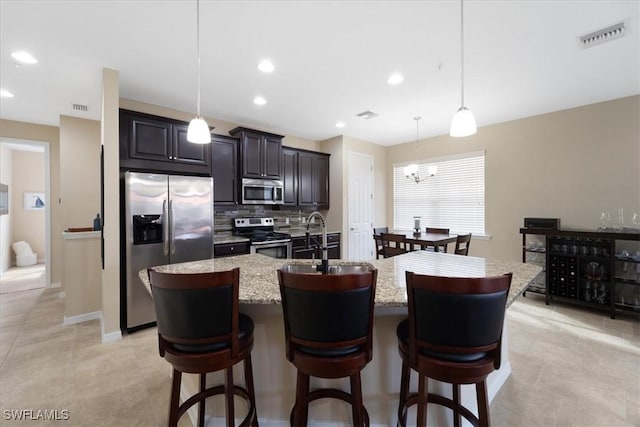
(141, 251, 542, 426)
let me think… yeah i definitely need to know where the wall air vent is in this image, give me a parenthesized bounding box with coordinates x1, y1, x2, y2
(580, 22, 625, 49)
(356, 110, 378, 120)
(72, 103, 89, 112)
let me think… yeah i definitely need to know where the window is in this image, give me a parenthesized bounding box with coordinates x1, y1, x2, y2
(393, 151, 485, 236)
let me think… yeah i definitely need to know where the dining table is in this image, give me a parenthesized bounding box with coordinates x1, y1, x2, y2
(396, 230, 458, 252)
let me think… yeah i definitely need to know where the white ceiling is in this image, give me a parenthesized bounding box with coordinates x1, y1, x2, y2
(1, 1, 638, 146)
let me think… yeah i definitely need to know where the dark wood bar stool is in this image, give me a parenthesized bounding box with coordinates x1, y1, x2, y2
(380, 233, 409, 258)
(454, 233, 472, 255)
(147, 268, 258, 427)
(277, 269, 377, 426)
(397, 272, 513, 427)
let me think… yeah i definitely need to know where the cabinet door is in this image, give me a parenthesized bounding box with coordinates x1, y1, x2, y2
(172, 124, 211, 170)
(128, 115, 172, 163)
(214, 242, 250, 258)
(241, 132, 264, 179)
(263, 136, 283, 179)
(282, 148, 298, 205)
(313, 154, 330, 209)
(212, 135, 238, 205)
(298, 152, 315, 207)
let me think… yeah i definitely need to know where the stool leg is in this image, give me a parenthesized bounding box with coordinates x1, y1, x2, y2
(350, 372, 365, 427)
(169, 369, 182, 427)
(243, 354, 259, 426)
(476, 380, 490, 427)
(198, 373, 206, 427)
(452, 383, 461, 427)
(292, 370, 310, 426)
(417, 374, 428, 427)
(397, 360, 410, 427)
(225, 367, 235, 427)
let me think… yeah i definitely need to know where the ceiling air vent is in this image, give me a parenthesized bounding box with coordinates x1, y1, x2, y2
(580, 22, 625, 49)
(356, 110, 378, 120)
(72, 103, 89, 112)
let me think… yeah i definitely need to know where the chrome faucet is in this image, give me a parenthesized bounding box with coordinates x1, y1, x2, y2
(305, 211, 328, 274)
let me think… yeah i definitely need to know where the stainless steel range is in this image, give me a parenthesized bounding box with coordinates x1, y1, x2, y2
(233, 217, 292, 259)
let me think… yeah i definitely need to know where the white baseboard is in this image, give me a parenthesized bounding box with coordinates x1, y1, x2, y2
(100, 316, 122, 343)
(63, 310, 102, 326)
(488, 361, 511, 402)
(48, 281, 61, 288)
(58, 291, 65, 299)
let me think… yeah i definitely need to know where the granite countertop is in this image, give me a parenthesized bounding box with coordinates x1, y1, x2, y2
(286, 228, 341, 238)
(213, 235, 250, 245)
(213, 229, 340, 243)
(140, 251, 541, 308)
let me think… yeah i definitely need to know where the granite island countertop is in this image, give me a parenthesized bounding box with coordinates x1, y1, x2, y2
(140, 251, 542, 308)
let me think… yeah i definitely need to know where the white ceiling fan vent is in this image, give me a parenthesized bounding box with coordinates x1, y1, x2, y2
(580, 22, 625, 49)
(356, 110, 379, 120)
(72, 103, 89, 112)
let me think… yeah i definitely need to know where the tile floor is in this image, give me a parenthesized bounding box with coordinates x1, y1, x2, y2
(0, 287, 637, 426)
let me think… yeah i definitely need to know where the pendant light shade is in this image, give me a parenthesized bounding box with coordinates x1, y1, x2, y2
(187, 117, 211, 144)
(450, 106, 477, 137)
(450, 0, 476, 138)
(187, 0, 211, 144)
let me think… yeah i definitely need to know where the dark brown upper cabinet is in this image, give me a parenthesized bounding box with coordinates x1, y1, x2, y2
(298, 150, 330, 210)
(211, 134, 239, 206)
(282, 147, 298, 206)
(229, 127, 283, 180)
(119, 109, 212, 175)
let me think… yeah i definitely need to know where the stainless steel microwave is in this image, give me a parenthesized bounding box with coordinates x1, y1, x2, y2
(241, 178, 284, 205)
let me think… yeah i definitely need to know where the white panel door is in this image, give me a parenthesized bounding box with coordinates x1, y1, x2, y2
(348, 152, 374, 260)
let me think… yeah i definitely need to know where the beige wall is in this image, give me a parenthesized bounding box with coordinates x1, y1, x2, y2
(59, 116, 101, 230)
(386, 95, 640, 261)
(10, 151, 45, 263)
(0, 119, 61, 284)
(1, 144, 12, 271)
(319, 136, 343, 233)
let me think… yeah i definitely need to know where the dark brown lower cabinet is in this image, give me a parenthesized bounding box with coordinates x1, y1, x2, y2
(214, 242, 250, 258)
(292, 233, 340, 260)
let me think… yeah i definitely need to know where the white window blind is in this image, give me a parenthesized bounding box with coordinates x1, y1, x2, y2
(393, 151, 485, 235)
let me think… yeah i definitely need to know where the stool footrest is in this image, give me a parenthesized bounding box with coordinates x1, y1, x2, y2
(178, 384, 258, 427)
(398, 391, 479, 427)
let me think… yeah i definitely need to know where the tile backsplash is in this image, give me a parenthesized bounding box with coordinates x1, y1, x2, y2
(214, 206, 325, 235)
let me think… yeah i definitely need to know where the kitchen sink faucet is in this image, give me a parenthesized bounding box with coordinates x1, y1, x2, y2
(305, 211, 328, 274)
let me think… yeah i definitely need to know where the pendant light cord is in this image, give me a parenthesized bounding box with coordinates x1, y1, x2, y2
(196, 0, 201, 117)
(460, 0, 465, 107)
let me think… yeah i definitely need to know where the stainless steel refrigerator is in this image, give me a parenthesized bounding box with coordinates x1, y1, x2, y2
(123, 172, 214, 331)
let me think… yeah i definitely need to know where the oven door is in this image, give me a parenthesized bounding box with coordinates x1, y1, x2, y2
(250, 240, 292, 259)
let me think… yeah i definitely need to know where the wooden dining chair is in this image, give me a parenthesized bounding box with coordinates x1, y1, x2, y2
(423, 227, 450, 253)
(454, 233, 472, 256)
(380, 233, 409, 258)
(373, 227, 389, 259)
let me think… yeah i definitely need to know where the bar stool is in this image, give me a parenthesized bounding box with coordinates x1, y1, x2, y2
(396, 272, 512, 427)
(147, 267, 258, 427)
(277, 268, 377, 426)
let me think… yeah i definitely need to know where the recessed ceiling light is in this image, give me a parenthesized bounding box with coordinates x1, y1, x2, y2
(387, 73, 404, 85)
(253, 96, 267, 105)
(1, 89, 15, 98)
(258, 59, 274, 73)
(11, 51, 38, 64)
(336, 121, 345, 128)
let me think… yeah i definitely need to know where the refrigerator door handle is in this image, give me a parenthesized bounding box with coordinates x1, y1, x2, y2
(169, 199, 176, 255)
(162, 199, 169, 256)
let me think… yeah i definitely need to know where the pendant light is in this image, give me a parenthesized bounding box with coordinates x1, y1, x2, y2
(187, 0, 211, 144)
(404, 117, 438, 184)
(450, 0, 477, 137)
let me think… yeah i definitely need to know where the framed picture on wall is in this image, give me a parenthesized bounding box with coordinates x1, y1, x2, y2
(24, 192, 45, 210)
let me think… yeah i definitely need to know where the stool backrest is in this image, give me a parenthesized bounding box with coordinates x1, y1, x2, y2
(278, 270, 377, 361)
(148, 268, 241, 355)
(405, 272, 512, 366)
(454, 233, 472, 255)
(425, 227, 449, 234)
